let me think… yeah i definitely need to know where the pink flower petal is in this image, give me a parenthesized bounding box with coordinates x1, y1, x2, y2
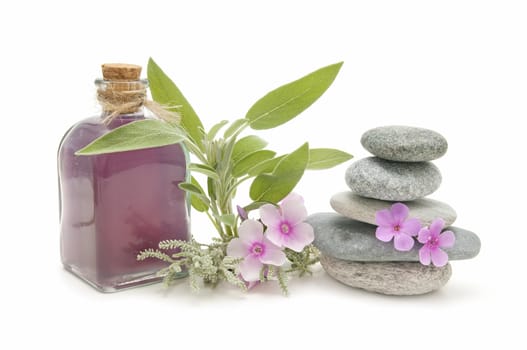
(429, 218, 445, 237)
(438, 230, 456, 248)
(239, 255, 264, 282)
(281, 198, 308, 225)
(260, 204, 282, 227)
(226, 238, 247, 258)
(419, 246, 431, 265)
(238, 219, 264, 245)
(376, 226, 395, 242)
(417, 227, 431, 244)
(283, 222, 315, 252)
(281, 193, 304, 205)
(260, 239, 287, 266)
(394, 233, 415, 251)
(401, 218, 421, 236)
(430, 248, 449, 267)
(375, 209, 393, 227)
(265, 226, 286, 248)
(391, 203, 409, 223)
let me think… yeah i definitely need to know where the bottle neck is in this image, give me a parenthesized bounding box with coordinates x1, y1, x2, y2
(95, 79, 149, 124)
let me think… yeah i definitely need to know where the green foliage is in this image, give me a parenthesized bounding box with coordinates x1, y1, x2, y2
(307, 148, 353, 170)
(285, 244, 321, 277)
(232, 150, 276, 177)
(138, 239, 247, 292)
(147, 58, 205, 150)
(232, 135, 268, 162)
(76, 119, 185, 155)
(76, 58, 351, 294)
(249, 143, 309, 203)
(246, 62, 343, 130)
(179, 177, 210, 212)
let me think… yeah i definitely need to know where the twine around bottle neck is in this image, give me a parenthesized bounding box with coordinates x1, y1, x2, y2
(96, 80, 180, 125)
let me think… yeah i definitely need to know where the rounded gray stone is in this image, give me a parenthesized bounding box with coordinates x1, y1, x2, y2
(320, 254, 452, 295)
(345, 157, 442, 201)
(361, 125, 448, 162)
(330, 191, 457, 227)
(307, 213, 481, 262)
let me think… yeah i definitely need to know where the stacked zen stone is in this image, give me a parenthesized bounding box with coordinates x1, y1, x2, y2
(307, 126, 481, 295)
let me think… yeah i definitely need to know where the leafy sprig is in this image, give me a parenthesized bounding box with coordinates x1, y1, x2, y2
(77, 58, 352, 293)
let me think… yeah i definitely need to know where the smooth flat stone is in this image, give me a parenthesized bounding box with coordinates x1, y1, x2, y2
(307, 213, 481, 262)
(345, 157, 442, 201)
(361, 125, 448, 162)
(320, 255, 452, 295)
(330, 192, 457, 227)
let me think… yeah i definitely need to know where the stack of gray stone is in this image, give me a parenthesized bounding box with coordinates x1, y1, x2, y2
(307, 126, 481, 295)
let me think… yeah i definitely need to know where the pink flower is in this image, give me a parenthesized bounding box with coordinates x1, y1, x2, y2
(417, 218, 455, 267)
(375, 203, 421, 251)
(227, 219, 286, 282)
(259, 193, 315, 252)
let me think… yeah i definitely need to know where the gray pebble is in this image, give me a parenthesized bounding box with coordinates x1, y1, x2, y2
(307, 213, 481, 262)
(320, 254, 452, 295)
(330, 191, 457, 227)
(361, 125, 448, 162)
(345, 157, 442, 201)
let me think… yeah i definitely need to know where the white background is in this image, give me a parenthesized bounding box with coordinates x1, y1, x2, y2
(1, 0, 525, 349)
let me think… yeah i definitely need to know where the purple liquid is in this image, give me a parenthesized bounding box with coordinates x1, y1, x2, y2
(58, 113, 190, 291)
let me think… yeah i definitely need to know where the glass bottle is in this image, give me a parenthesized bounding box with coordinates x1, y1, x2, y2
(58, 63, 190, 292)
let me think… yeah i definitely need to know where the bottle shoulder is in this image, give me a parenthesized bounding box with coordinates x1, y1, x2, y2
(58, 116, 108, 155)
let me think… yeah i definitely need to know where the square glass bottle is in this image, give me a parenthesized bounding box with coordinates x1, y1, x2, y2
(58, 64, 190, 292)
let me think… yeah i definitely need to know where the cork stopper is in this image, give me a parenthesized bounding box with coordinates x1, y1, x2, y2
(101, 63, 142, 81)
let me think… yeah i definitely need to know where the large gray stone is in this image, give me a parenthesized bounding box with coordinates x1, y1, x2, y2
(307, 213, 481, 262)
(345, 157, 442, 201)
(320, 255, 452, 295)
(361, 125, 448, 162)
(330, 191, 457, 227)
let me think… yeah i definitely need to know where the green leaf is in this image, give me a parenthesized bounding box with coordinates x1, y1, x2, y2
(246, 62, 343, 130)
(246, 155, 285, 176)
(179, 182, 205, 195)
(307, 148, 353, 170)
(243, 201, 274, 212)
(189, 163, 220, 181)
(232, 135, 268, 162)
(206, 120, 229, 141)
(249, 143, 309, 203)
(223, 118, 249, 139)
(232, 150, 276, 177)
(218, 214, 236, 227)
(76, 119, 185, 155)
(180, 178, 209, 212)
(148, 58, 205, 150)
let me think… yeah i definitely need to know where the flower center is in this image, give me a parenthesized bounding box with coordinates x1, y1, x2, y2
(427, 236, 439, 248)
(280, 222, 291, 235)
(251, 242, 265, 257)
(394, 225, 401, 232)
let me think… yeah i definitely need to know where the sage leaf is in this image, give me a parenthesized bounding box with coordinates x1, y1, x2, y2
(249, 143, 309, 203)
(189, 163, 220, 181)
(243, 201, 274, 212)
(206, 120, 229, 141)
(307, 148, 353, 170)
(180, 178, 209, 212)
(179, 182, 204, 195)
(246, 62, 343, 130)
(232, 135, 268, 162)
(223, 118, 249, 139)
(246, 155, 285, 176)
(76, 119, 185, 155)
(232, 150, 276, 177)
(218, 214, 236, 227)
(147, 58, 205, 150)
